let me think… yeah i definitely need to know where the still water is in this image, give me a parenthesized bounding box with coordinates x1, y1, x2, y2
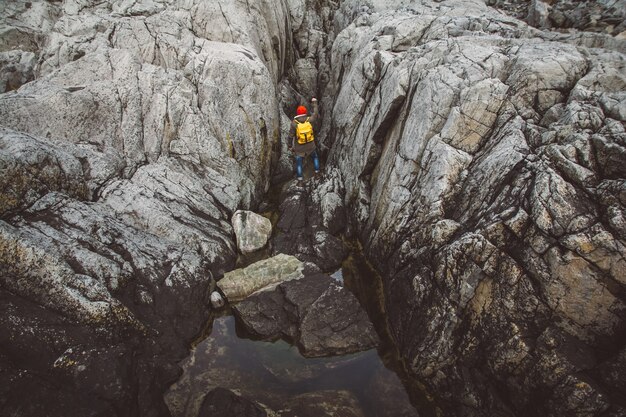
(165, 251, 431, 417)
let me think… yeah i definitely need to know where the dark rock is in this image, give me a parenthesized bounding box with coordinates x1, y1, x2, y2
(232, 273, 379, 357)
(278, 390, 365, 417)
(272, 172, 347, 272)
(198, 387, 270, 417)
(365, 368, 420, 417)
(0, 287, 131, 416)
(595, 346, 626, 410)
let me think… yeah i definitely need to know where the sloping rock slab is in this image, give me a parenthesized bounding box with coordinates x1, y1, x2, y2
(217, 253, 304, 302)
(271, 173, 347, 272)
(232, 273, 379, 357)
(198, 387, 276, 417)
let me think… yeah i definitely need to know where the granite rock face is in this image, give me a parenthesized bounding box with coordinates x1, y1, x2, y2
(488, 0, 626, 35)
(324, 1, 626, 416)
(0, 1, 303, 416)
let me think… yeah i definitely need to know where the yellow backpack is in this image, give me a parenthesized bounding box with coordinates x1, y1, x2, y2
(295, 118, 314, 145)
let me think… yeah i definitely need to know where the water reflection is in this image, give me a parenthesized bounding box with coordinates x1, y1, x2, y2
(165, 244, 439, 417)
(165, 314, 419, 417)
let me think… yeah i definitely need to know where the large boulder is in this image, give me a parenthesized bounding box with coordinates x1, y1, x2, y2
(232, 273, 379, 357)
(232, 210, 273, 254)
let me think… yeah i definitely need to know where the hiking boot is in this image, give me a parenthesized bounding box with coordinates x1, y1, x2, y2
(297, 176, 303, 182)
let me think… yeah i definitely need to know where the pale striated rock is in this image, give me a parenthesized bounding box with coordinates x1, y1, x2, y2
(325, 1, 626, 416)
(232, 210, 272, 254)
(217, 253, 304, 302)
(0, 1, 298, 415)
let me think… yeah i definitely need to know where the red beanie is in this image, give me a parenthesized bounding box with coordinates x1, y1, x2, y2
(296, 105, 307, 116)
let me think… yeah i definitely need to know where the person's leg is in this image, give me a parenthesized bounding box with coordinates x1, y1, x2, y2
(311, 149, 320, 173)
(296, 155, 304, 179)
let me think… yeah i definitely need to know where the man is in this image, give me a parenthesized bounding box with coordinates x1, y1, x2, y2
(290, 97, 320, 181)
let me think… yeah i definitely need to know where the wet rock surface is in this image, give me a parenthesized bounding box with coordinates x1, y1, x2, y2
(165, 314, 415, 417)
(232, 273, 379, 357)
(198, 388, 274, 417)
(271, 169, 348, 271)
(278, 390, 366, 417)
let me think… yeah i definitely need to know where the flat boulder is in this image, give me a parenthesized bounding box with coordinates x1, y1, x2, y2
(217, 254, 304, 302)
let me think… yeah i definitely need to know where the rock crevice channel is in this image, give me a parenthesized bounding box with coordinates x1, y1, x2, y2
(1, 0, 625, 416)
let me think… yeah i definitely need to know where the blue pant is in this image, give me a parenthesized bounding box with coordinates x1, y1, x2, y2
(296, 149, 320, 178)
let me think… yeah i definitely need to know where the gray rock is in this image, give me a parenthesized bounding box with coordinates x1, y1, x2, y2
(2, 0, 626, 416)
(210, 291, 226, 309)
(198, 387, 275, 417)
(217, 254, 304, 302)
(0, 50, 36, 93)
(527, 0, 551, 29)
(232, 210, 272, 254)
(232, 273, 379, 358)
(325, 1, 626, 416)
(0, 128, 89, 217)
(272, 170, 347, 271)
(491, 0, 626, 35)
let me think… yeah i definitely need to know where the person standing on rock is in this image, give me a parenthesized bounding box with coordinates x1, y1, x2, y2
(290, 97, 320, 181)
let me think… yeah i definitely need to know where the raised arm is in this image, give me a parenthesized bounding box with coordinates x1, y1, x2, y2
(309, 98, 319, 126)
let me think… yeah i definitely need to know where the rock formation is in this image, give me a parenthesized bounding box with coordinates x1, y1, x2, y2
(217, 253, 304, 302)
(1, 0, 295, 415)
(232, 272, 379, 357)
(323, 1, 626, 416)
(232, 210, 273, 254)
(271, 170, 347, 271)
(1, 0, 625, 416)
